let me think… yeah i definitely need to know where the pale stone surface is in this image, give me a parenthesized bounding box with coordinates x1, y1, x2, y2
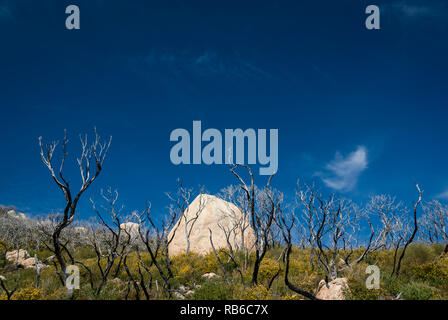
(21, 257, 46, 270)
(6, 249, 30, 263)
(6, 250, 46, 269)
(7, 210, 26, 219)
(173, 292, 186, 300)
(120, 222, 140, 240)
(74, 226, 88, 233)
(316, 278, 349, 300)
(202, 272, 220, 280)
(168, 194, 256, 256)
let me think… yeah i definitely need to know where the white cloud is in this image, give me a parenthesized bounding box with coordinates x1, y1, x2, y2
(317, 146, 368, 192)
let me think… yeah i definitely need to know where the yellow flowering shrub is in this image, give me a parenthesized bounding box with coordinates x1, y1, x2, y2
(411, 261, 448, 287)
(258, 258, 281, 283)
(13, 287, 42, 300)
(237, 284, 272, 300)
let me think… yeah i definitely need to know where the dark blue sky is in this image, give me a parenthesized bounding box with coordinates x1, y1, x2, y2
(0, 0, 447, 219)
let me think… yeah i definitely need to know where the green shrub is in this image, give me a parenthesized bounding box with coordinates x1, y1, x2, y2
(401, 282, 435, 300)
(345, 275, 387, 300)
(192, 280, 233, 300)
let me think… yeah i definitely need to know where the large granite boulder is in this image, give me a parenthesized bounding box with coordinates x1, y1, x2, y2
(168, 194, 255, 256)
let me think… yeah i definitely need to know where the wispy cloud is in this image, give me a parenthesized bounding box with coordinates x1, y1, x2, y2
(436, 189, 448, 200)
(385, 1, 448, 19)
(142, 50, 270, 79)
(0, 5, 13, 20)
(316, 146, 368, 192)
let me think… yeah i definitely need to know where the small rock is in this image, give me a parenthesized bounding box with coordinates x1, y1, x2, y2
(202, 272, 220, 280)
(173, 292, 185, 300)
(110, 278, 125, 286)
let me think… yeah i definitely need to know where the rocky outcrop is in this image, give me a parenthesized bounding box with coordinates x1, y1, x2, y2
(5, 249, 46, 270)
(6, 249, 30, 263)
(6, 210, 27, 220)
(168, 194, 256, 256)
(316, 278, 349, 300)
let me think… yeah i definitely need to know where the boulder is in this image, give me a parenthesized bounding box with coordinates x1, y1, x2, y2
(5, 250, 46, 269)
(74, 226, 88, 234)
(120, 222, 140, 240)
(6, 249, 30, 263)
(202, 272, 220, 280)
(168, 194, 256, 256)
(21, 257, 46, 270)
(316, 278, 349, 300)
(7, 210, 27, 220)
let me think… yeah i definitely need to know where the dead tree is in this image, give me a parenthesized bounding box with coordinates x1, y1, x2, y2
(87, 188, 133, 295)
(135, 199, 181, 299)
(275, 205, 319, 300)
(297, 183, 370, 280)
(38, 128, 111, 284)
(166, 182, 207, 257)
(230, 164, 276, 285)
(218, 185, 254, 270)
(296, 182, 332, 270)
(421, 200, 448, 254)
(209, 229, 228, 282)
(0, 276, 18, 300)
(394, 184, 423, 277)
(390, 217, 410, 276)
(365, 195, 405, 251)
